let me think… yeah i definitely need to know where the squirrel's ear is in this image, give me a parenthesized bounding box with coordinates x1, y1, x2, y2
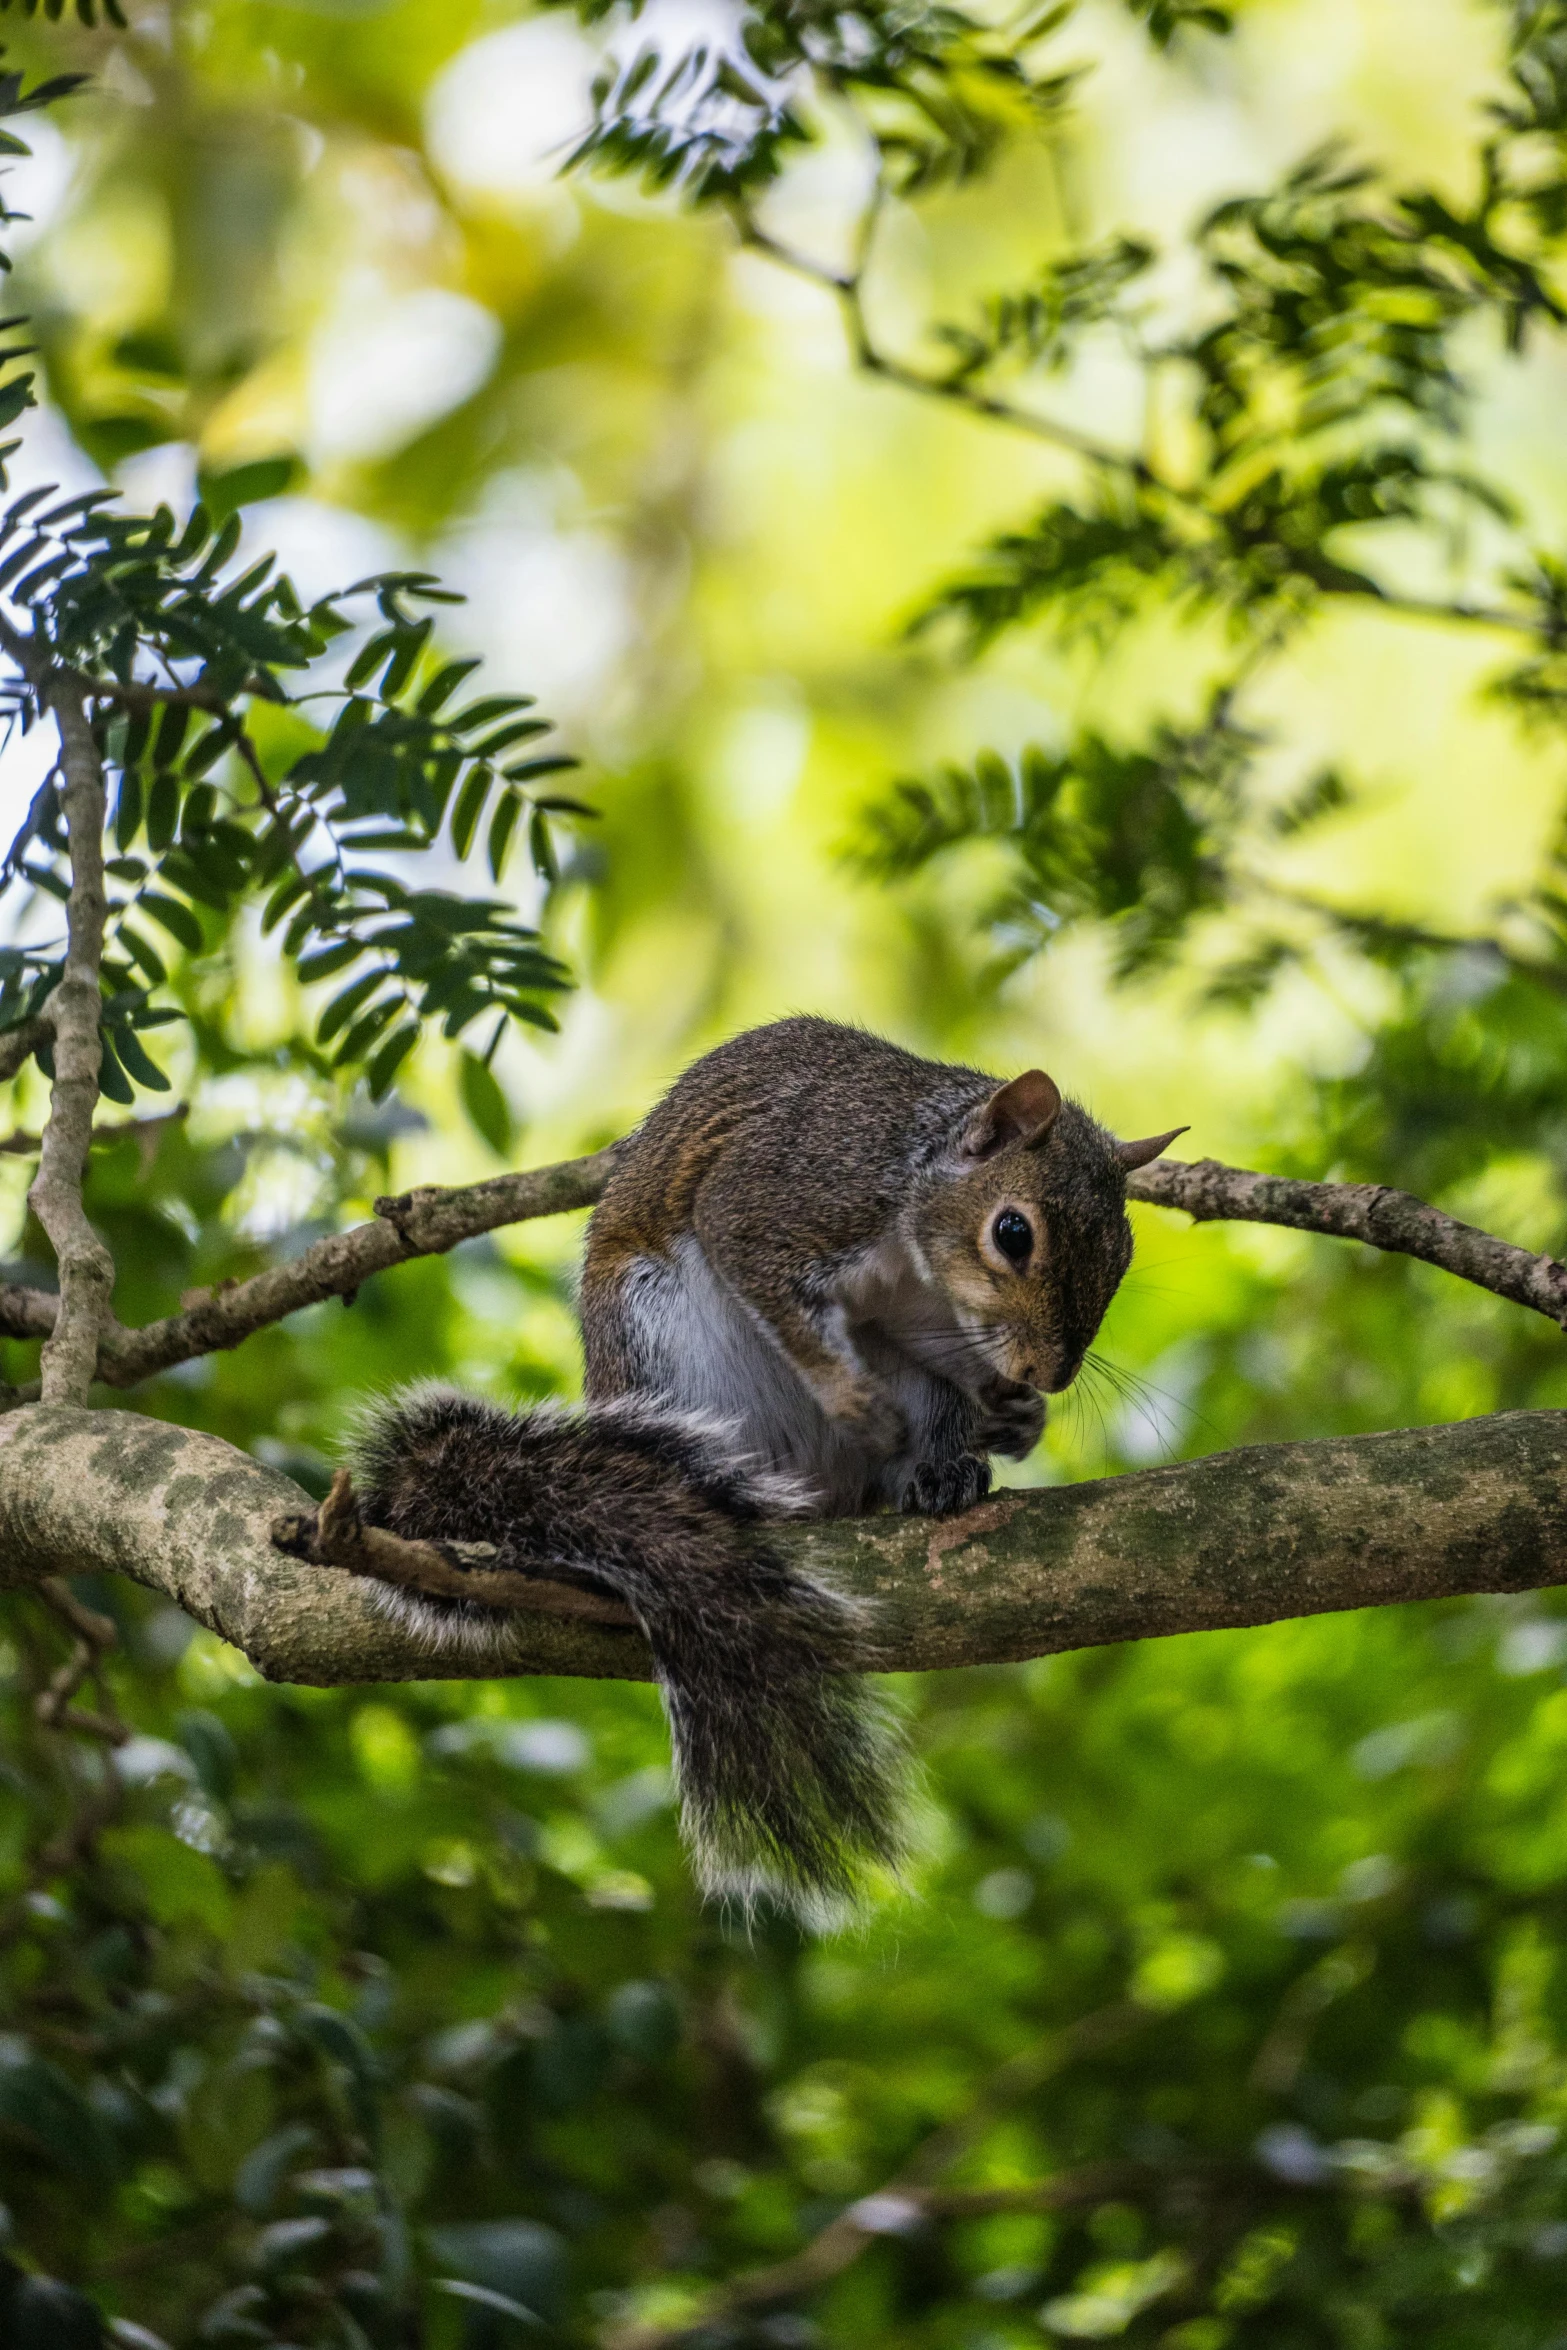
(961, 1070, 1063, 1158)
(1114, 1125, 1189, 1170)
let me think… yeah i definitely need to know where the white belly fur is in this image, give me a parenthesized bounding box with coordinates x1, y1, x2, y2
(620, 1234, 885, 1513)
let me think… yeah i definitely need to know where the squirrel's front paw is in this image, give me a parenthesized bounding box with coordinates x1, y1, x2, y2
(973, 1382, 1046, 1460)
(900, 1453, 991, 1517)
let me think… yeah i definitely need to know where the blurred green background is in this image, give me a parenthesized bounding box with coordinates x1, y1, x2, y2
(8, 1, 1567, 2343)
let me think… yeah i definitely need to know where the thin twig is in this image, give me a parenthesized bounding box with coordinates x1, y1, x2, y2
(730, 210, 1544, 646)
(0, 1140, 1561, 1384)
(34, 1574, 126, 1743)
(28, 682, 114, 1404)
(90, 1146, 620, 1386)
(91, 1144, 1567, 1386)
(734, 212, 1147, 478)
(0, 1103, 187, 1157)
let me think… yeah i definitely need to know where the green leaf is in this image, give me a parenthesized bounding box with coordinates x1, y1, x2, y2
(6, 2270, 107, 2349)
(146, 769, 180, 853)
(417, 657, 483, 714)
(366, 1019, 419, 1100)
(488, 789, 522, 882)
(151, 702, 192, 768)
(424, 2221, 564, 2326)
(183, 720, 238, 779)
(459, 1047, 515, 1157)
(0, 2046, 113, 2182)
(450, 694, 535, 736)
(380, 614, 433, 698)
(471, 718, 554, 759)
(139, 892, 204, 952)
(333, 995, 401, 1065)
(107, 1022, 170, 1092)
(344, 629, 398, 693)
(317, 967, 388, 1043)
(296, 938, 361, 984)
(119, 927, 167, 985)
(261, 870, 309, 934)
(96, 1029, 135, 1105)
(196, 452, 302, 525)
(502, 755, 580, 784)
(113, 768, 142, 851)
(449, 767, 491, 861)
(528, 807, 558, 886)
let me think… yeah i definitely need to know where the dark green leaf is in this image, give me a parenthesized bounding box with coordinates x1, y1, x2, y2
(366, 1019, 419, 1099)
(449, 767, 491, 861)
(458, 1047, 515, 1157)
(106, 1022, 170, 1092)
(139, 892, 204, 952)
(146, 770, 180, 853)
(296, 938, 361, 984)
(96, 1029, 135, 1105)
(488, 790, 522, 882)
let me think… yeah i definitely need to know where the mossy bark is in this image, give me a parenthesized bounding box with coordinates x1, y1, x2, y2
(3, 1404, 1565, 1686)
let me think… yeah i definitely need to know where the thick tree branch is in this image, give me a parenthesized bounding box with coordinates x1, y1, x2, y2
(1126, 1158, 1567, 1327)
(28, 686, 114, 1404)
(0, 1287, 57, 1343)
(1, 1404, 1565, 1688)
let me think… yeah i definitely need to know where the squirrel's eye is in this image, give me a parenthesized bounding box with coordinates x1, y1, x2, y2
(992, 1209, 1033, 1267)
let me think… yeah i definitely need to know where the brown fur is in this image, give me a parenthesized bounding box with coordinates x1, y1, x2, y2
(355, 1018, 1162, 1915)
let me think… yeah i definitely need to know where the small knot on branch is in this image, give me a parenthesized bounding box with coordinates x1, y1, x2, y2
(372, 1186, 443, 1247)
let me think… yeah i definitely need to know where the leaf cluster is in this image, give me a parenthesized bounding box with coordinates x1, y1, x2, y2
(854, 700, 1264, 978)
(0, 495, 585, 1099)
(564, 0, 1080, 204)
(933, 231, 1154, 383)
(860, 72, 1567, 1003)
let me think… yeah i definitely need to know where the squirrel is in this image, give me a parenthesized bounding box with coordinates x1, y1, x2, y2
(350, 1017, 1183, 1917)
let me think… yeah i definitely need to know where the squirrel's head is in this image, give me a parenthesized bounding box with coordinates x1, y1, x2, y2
(913, 1070, 1185, 1397)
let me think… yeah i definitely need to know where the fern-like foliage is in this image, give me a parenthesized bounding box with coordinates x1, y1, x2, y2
(853, 702, 1266, 979)
(0, 0, 126, 23)
(0, 52, 587, 1108)
(0, 498, 584, 1098)
(563, 0, 1081, 204)
(852, 39, 1567, 999)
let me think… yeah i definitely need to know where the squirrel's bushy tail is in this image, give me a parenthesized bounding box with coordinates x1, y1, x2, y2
(352, 1387, 905, 1919)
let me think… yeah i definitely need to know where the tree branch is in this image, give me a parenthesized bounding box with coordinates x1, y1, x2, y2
(89, 1146, 619, 1386)
(1126, 1158, 1567, 1327)
(0, 1143, 1560, 1389)
(28, 685, 114, 1405)
(1, 1404, 1564, 1687)
(0, 1017, 44, 1085)
(733, 213, 1152, 480)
